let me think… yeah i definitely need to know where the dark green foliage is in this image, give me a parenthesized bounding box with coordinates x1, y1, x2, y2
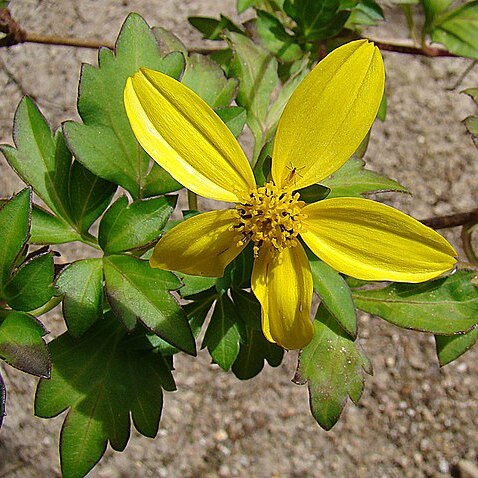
(35, 316, 175, 478)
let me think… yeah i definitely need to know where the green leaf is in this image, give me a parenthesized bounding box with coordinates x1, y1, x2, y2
(231, 289, 284, 379)
(0, 99, 72, 221)
(202, 294, 243, 370)
(99, 195, 176, 254)
(377, 92, 387, 121)
(152, 26, 188, 56)
(5, 251, 55, 311)
(256, 10, 303, 62)
(67, 160, 116, 233)
(227, 32, 279, 160)
(182, 53, 238, 108)
(188, 15, 243, 40)
(63, 13, 185, 199)
(297, 306, 372, 430)
(423, 0, 454, 24)
(56, 259, 104, 337)
(31, 205, 82, 244)
(232, 326, 284, 379)
(1, 98, 116, 237)
(0, 311, 50, 377)
(253, 142, 273, 186)
(429, 0, 478, 59)
(309, 256, 357, 338)
(215, 106, 247, 137)
(284, 0, 350, 41)
(353, 271, 478, 334)
(228, 243, 254, 289)
(0, 188, 31, 295)
(344, 0, 384, 28)
(103, 255, 195, 355)
(178, 273, 217, 299)
(322, 157, 408, 198)
(142, 163, 183, 197)
(35, 316, 175, 478)
(230, 289, 261, 330)
(298, 184, 331, 203)
(435, 326, 478, 366)
(237, 0, 258, 13)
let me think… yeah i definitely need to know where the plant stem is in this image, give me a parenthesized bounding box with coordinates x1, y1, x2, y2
(25, 32, 114, 50)
(0, 7, 461, 58)
(28, 295, 63, 317)
(80, 233, 101, 250)
(188, 190, 198, 211)
(421, 209, 478, 229)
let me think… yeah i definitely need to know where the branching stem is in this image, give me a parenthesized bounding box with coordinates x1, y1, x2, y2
(0, 7, 461, 58)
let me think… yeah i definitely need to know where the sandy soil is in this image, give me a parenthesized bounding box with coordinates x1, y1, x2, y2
(1, 1, 478, 477)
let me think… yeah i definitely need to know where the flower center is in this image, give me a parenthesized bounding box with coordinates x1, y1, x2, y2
(232, 182, 306, 256)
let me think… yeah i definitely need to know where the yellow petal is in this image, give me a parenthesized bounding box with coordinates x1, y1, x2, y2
(124, 69, 255, 202)
(251, 245, 313, 350)
(301, 197, 457, 282)
(150, 209, 245, 277)
(272, 40, 385, 189)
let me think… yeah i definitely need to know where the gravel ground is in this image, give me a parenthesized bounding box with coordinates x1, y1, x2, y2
(1, 1, 478, 477)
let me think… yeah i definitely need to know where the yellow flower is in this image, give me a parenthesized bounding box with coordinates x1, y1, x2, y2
(124, 40, 457, 350)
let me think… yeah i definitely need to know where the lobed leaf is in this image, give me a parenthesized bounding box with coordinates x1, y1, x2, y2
(297, 306, 372, 430)
(1, 98, 116, 239)
(353, 271, 478, 334)
(35, 316, 175, 478)
(63, 13, 184, 199)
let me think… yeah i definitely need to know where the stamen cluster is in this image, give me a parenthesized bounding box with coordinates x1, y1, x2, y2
(232, 182, 306, 256)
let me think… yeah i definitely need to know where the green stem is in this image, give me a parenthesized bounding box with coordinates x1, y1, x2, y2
(401, 4, 418, 43)
(79, 233, 101, 250)
(28, 295, 63, 318)
(188, 190, 198, 211)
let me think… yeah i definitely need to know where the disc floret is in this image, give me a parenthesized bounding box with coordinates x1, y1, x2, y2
(232, 182, 306, 256)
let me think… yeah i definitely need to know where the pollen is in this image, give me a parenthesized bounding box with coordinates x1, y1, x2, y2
(231, 182, 306, 256)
